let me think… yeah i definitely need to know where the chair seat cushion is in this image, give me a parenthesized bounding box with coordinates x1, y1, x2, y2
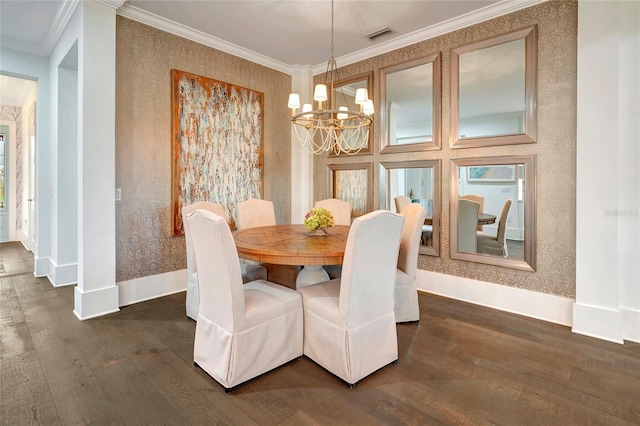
(297, 278, 345, 327)
(476, 234, 504, 255)
(241, 280, 302, 330)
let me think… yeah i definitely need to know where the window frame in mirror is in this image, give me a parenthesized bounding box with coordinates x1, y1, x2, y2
(379, 53, 442, 154)
(450, 26, 537, 149)
(449, 155, 536, 271)
(379, 159, 441, 256)
(327, 72, 374, 156)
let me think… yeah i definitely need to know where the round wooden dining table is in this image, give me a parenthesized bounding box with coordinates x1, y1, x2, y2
(233, 224, 350, 287)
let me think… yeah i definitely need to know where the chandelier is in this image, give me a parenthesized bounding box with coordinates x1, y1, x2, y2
(287, 0, 374, 155)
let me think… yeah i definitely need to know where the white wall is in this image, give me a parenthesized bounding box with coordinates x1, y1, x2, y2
(574, 0, 640, 343)
(19, 86, 37, 248)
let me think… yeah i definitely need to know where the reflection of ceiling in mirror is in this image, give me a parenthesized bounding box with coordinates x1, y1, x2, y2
(459, 39, 525, 119)
(387, 64, 434, 132)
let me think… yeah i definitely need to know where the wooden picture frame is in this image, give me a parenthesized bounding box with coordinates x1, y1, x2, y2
(327, 163, 373, 219)
(171, 69, 264, 234)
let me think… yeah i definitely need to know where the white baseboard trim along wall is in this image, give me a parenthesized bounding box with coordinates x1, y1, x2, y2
(416, 269, 574, 327)
(117, 269, 187, 307)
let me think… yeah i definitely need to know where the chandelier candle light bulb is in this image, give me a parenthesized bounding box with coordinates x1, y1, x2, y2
(288, 0, 373, 155)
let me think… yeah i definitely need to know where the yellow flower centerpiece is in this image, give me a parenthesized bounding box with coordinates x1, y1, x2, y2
(304, 207, 335, 236)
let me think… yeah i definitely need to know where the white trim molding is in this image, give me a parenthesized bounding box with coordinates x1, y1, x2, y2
(417, 269, 574, 327)
(74, 285, 119, 320)
(117, 269, 187, 307)
(622, 308, 640, 344)
(572, 302, 624, 344)
(42, 0, 81, 56)
(47, 259, 77, 287)
(33, 255, 49, 277)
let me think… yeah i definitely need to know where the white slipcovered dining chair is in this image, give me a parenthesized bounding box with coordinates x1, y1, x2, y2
(186, 209, 303, 392)
(297, 210, 405, 387)
(236, 198, 276, 229)
(394, 195, 411, 213)
(460, 194, 485, 231)
(458, 199, 480, 253)
(313, 198, 351, 280)
(182, 202, 267, 321)
(477, 198, 512, 257)
(314, 198, 351, 225)
(395, 203, 427, 323)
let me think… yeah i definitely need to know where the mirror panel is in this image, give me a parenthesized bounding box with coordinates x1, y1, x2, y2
(451, 26, 537, 148)
(450, 156, 535, 271)
(380, 54, 441, 153)
(327, 162, 373, 219)
(379, 160, 441, 256)
(328, 72, 374, 156)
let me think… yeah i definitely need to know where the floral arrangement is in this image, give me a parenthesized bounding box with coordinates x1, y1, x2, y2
(304, 207, 335, 233)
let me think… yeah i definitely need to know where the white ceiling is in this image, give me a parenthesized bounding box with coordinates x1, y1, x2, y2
(0, 0, 545, 71)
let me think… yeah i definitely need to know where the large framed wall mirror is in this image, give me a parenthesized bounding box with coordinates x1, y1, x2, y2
(451, 26, 537, 148)
(450, 156, 535, 271)
(327, 162, 373, 219)
(328, 72, 374, 156)
(379, 160, 441, 256)
(380, 53, 441, 153)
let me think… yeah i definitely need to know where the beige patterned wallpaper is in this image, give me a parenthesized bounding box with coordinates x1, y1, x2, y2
(115, 17, 291, 282)
(313, 0, 578, 298)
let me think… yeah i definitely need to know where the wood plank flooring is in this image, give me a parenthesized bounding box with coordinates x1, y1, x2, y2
(1, 241, 639, 425)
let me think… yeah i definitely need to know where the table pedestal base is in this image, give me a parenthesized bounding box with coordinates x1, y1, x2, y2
(296, 265, 329, 289)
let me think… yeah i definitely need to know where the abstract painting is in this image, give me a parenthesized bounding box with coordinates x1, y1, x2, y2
(172, 69, 264, 234)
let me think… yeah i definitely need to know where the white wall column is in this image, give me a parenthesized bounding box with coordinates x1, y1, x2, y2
(574, 0, 640, 343)
(290, 66, 314, 224)
(74, 0, 119, 319)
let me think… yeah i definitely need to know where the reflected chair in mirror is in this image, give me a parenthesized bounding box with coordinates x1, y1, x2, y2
(477, 198, 512, 257)
(297, 210, 404, 387)
(460, 194, 485, 231)
(396, 203, 427, 323)
(314, 198, 351, 225)
(394, 195, 411, 213)
(236, 198, 276, 229)
(313, 198, 351, 280)
(186, 209, 303, 392)
(182, 202, 267, 321)
(459, 199, 480, 253)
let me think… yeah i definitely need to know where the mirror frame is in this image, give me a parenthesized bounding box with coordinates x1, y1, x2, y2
(379, 159, 441, 256)
(328, 72, 374, 156)
(450, 26, 537, 148)
(327, 162, 373, 218)
(449, 155, 536, 271)
(379, 53, 442, 154)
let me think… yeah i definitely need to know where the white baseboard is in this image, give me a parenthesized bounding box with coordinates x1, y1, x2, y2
(33, 255, 49, 277)
(572, 302, 624, 344)
(47, 259, 78, 287)
(73, 285, 120, 320)
(622, 307, 640, 343)
(117, 269, 187, 307)
(417, 269, 574, 327)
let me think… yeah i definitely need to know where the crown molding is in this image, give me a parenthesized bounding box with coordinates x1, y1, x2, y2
(117, 4, 293, 74)
(41, 0, 81, 56)
(313, 0, 549, 74)
(117, 0, 547, 76)
(95, 0, 127, 9)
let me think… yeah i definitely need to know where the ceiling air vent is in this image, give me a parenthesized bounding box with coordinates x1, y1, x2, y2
(366, 27, 394, 41)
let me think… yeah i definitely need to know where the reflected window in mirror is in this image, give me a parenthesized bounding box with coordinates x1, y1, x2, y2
(380, 54, 441, 153)
(328, 72, 374, 156)
(451, 26, 537, 148)
(450, 156, 535, 271)
(379, 160, 441, 256)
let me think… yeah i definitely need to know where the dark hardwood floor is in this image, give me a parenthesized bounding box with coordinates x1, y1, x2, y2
(1, 241, 639, 425)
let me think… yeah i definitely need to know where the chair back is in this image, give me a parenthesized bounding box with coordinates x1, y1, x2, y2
(496, 198, 513, 246)
(394, 196, 411, 213)
(459, 199, 479, 252)
(182, 202, 226, 277)
(339, 210, 404, 327)
(186, 209, 245, 330)
(460, 194, 485, 231)
(314, 198, 351, 226)
(398, 203, 427, 276)
(236, 198, 276, 229)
